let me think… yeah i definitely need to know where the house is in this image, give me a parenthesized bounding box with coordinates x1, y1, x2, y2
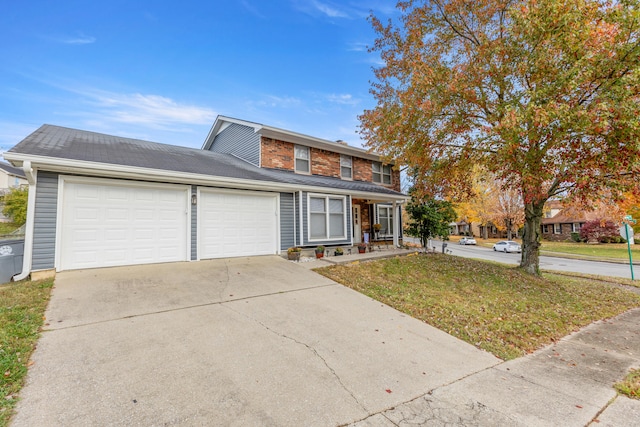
(3, 116, 406, 280)
(540, 203, 599, 241)
(0, 161, 27, 191)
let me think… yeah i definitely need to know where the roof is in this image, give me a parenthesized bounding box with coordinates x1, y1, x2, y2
(4, 125, 405, 200)
(0, 161, 26, 178)
(541, 209, 599, 225)
(202, 116, 386, 162)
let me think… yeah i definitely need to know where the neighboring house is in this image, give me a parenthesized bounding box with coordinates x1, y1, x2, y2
(540, 202, 598, 241)
(0, 161, 27, 191)
(3, 117, 406, 279)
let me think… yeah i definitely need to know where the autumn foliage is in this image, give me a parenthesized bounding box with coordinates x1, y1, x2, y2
(360, 0, 640, 274)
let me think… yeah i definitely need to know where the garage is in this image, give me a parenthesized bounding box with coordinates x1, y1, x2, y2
(198, 189, 278, 259)
(59, 178, 190, 271)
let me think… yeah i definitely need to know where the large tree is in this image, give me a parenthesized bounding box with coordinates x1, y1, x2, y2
(360, 0, 640, 274)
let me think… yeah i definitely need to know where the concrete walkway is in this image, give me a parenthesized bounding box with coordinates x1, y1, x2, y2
(11, 255, 640, 426)
(350, 308, 640, 426)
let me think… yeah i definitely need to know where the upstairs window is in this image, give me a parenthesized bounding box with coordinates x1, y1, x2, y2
(340, 155, 352, 180)
(295, 145, 310, 174)
(372, 162, 392, 184)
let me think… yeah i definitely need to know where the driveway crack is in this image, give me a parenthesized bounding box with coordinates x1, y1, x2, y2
(222, 303, 368, 413)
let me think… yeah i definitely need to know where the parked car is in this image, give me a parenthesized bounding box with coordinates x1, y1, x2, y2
(459, 237, 477, 245)
(492, 241, 522, 253)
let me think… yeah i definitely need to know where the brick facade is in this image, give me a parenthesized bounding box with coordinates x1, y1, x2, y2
(260, 137, 294, 170)
(259, 137, 400, 192)
(310, 148, 340, 178)
(541, 223, 582, 241)
(353, 157, 372, 182)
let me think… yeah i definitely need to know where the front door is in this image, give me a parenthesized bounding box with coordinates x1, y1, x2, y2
(352, 205, 362, 243)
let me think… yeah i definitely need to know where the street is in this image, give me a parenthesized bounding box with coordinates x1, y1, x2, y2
(415, 238, 636, 280)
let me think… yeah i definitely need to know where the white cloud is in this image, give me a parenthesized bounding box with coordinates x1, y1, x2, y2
(89, 92, 217, 127)
(292, 0, 350, 19)
(312, 0, 349, 18)
(347, 42, 369, 52)
(241, 0, 266, 18)
(326, 93, 359, 105)
(59, 34, 96, 45)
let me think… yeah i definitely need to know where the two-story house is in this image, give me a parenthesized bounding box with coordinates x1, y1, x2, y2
(3, 116, 406, 280)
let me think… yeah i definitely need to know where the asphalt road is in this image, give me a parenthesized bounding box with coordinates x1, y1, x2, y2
(416, 238, 636, 280)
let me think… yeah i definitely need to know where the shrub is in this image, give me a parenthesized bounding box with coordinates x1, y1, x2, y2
(1, 187, 28, 226)
(570, 232, 581, 242)
(580, 219, 619, 243)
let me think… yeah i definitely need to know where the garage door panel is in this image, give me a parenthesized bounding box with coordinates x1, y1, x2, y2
(199, 190, 277, 259)
(60, 180, 188, 271)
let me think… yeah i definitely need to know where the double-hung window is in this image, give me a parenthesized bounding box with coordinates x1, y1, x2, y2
(572, 223, 581, 233)
(554, 223, 562, 234)
(295, 145, 310, 174)
(372, 162, 392, 184)
(309, 195, 346, 240)
(340, 155, 352, 180)
(377, 205, 393, 236)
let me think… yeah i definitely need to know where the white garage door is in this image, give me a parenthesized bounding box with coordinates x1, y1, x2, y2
(199, 189, 278, 259)
(60, 179, 189, 271)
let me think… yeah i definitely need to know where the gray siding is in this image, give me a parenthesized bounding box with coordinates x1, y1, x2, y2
(301, 192, 352, 247)
(191, 185, 197, 260)
(32, 171, 58, 270)
(207, 123, 260, 166)
(279, 193, 295, 250)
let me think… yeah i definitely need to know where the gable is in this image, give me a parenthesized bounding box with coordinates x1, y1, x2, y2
(206, 123, 260, 166)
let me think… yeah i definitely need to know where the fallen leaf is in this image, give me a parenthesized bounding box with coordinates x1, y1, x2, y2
(576, 405, 583, 409)
(385, 389, 392, 393)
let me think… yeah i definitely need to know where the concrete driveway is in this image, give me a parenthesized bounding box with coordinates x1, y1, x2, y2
(12, 256, 500, 426)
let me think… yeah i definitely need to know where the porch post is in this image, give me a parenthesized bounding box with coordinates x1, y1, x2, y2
(392, 201, 399, 247)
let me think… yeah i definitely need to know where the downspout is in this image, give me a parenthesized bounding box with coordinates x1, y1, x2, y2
(13, 161, 36, 281)
(298, 191, 303, 247)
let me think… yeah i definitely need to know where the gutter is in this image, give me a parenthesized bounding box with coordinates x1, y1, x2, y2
(3, 152, 408, 202)
(13, 161, 36, 281)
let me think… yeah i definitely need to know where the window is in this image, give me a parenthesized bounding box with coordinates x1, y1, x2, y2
(295, 145, 310, 173)
(377, 205, 394, 236)
(554, 223, 562, 234)
(309, 195, 346, 240)
(543, 225, 549, 233)
(572, 223, 581, 233)
(340, 155, 352, 180)
(372, 162, 392, 184)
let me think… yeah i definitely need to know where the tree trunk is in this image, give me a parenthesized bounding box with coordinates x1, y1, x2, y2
(520, 201, 545, 275)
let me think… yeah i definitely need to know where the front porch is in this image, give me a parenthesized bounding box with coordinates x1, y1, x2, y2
(351, 198, 403, 247)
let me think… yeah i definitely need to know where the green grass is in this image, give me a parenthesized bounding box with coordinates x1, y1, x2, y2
(615, 369, 640, 399)
(0, 279, 54, 427)
(539, 241, 639, 260)
(315, 254, 640, 361)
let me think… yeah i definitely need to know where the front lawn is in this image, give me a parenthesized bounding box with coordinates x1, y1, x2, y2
(315, 254, 640, 360)
(0, 279, 54, 427)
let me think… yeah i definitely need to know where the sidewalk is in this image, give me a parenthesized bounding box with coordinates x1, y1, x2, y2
(350, 308, 640, 426)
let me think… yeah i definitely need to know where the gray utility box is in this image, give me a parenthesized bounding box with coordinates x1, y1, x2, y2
(0, 239, 24, 283)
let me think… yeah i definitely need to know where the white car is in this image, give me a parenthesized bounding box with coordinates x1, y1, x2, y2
(493, 241, 522, 253)
(459, 237, 477, 245)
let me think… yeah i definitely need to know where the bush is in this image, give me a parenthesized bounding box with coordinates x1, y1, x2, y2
(635, 238, 640, 245)
(1, 187, 28, 226)
(580, 219, 619, 243)
(570, 232, 581, 242)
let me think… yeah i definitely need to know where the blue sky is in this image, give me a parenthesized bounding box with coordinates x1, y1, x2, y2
(0, 1, 398, 152)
